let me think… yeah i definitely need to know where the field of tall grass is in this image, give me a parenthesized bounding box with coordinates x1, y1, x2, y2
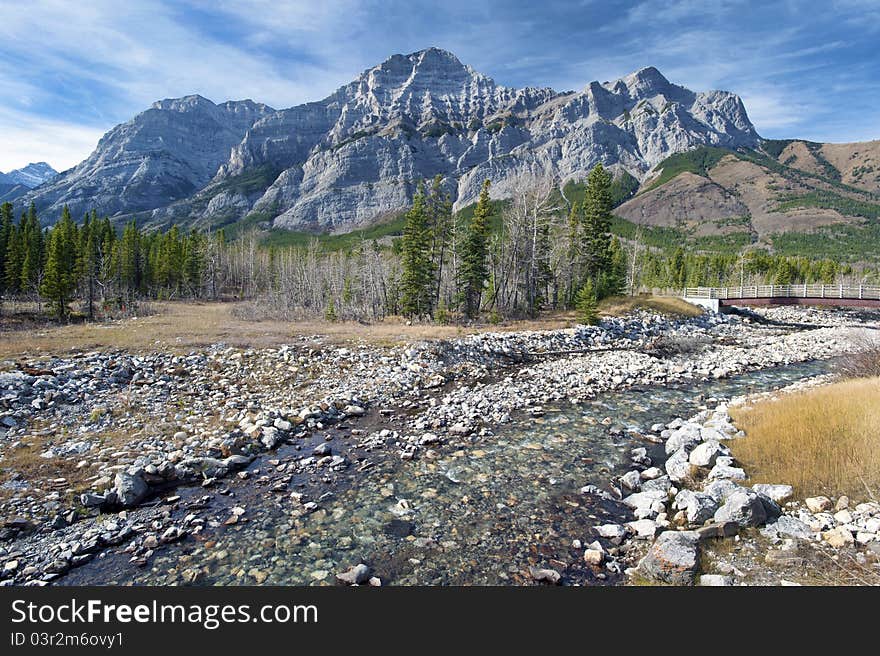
(729, 377, 880, 500)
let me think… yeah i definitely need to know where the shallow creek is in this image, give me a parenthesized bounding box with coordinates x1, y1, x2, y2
(62, 359, 830, 586)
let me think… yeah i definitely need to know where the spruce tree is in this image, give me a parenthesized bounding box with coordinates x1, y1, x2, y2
(575, 278, 599, 325)
(458, 179, 492, 319)
(4, 213, 24, 296)
(399, 183, 434, 319)
(426, 174, 453, 306)
(581, 163, 613, 289)
(41, 206, 77, 318)
(119, 220, 142, 307)
(76, 211, 100, 319)
(0, 202, 13, 301)
(183, 230, 203, 296)
(20, 203, 44, 299)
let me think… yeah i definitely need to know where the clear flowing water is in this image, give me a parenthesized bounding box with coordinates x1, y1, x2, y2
(64, 359, 831, 586)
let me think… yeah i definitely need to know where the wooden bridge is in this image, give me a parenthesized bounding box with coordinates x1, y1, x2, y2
(683, 284, 880, 311)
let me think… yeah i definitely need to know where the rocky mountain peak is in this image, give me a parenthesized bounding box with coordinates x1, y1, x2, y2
(17, 50, 761, 231)
(0, 162, 58, 188)
(625, 65, 671, 89)
(150, 94, 216, 112)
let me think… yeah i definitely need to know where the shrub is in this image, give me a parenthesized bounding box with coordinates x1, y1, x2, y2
(837, 335, 880, 379)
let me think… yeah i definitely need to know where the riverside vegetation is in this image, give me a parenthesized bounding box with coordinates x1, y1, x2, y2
(1, 164, 875, 328)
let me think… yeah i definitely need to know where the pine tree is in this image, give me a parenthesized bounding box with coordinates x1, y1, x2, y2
(426, 174, 453, 306)
(670, 247, 686, 290)
(575, 278, 599, 325)
(458, 179, 492, 319)
(20, 203, 44, 301)
(4, 213, 24, 296)
(119, 220, 142, 308)
(41, 206, 77, 318)
(563, 200, 581, 307)
(581, 163, 613, 289)
(183, 230, 204, 296)
(601, 236, 626, 298)
(0, 202, 13, 302)
(76, 211, 100, 319)
(399, 183, 435, 319)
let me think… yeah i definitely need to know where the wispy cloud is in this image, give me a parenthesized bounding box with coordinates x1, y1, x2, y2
(0, 0, 877, 170)
(0, 108, 106, 173)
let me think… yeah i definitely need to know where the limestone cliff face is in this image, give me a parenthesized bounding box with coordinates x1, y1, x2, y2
(22, 96, 273, 221)
(21, 48, 760, 230)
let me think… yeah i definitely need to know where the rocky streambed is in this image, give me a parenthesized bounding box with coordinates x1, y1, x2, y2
(1, 306, 878, 586)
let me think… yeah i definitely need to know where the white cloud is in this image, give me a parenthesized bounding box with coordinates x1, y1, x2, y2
(737, 90, 809, 132)
(0, 0, 366, 114)
(0, 108, 105, 172)
(0, 0, 374, 170)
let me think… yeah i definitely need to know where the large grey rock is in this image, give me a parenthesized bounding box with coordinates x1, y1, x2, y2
(752, 484, 794, 504)
(626, 519, 659, 539)
(665, 448, 693, 483)
(639, 531, 701, 585)
(665, 424, 702, 455)
(622, 489, 668, 511)
(762, 515, 813, 540)
(755, 493, 783, 521)
(708, 460, 747, 482)
(689, 440, 729, 468)
(596, 523, 627, 541)
(703, 479, 742, 503)
(640, 475, 673, 493)
(113, 469, 150, 507)
(674, 490, 720, 525)
(713, 490, 767, 527)
(19, 49, 759, 233)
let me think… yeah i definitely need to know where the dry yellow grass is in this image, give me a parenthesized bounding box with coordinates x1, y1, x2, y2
(0, 302, 580, 358)
(729, 377, 880, 500)
(599, 294, 704, 318)
(0, 295, 697, 359)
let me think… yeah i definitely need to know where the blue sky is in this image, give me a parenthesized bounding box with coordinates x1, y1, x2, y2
(1, 0, 878, 172)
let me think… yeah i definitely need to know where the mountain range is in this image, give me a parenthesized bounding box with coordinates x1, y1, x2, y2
(11, 47, 880, 257)
(0, 162, 57, 203)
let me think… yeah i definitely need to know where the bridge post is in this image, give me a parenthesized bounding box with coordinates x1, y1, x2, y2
(821, 284, 825, 298)
(860, 285, 863, 300)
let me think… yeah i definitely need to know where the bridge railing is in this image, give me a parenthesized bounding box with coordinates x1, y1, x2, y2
(685, 284, 880, 301)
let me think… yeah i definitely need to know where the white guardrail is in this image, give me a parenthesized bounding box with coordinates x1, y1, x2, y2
(684, 284, 880, 300)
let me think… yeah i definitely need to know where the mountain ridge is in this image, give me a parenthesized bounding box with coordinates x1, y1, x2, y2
(16, 47, 760, 231)
(0, 161, 57, 188)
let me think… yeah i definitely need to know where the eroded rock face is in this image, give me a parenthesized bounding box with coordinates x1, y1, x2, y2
(19, 48, 760, 232)
(21, 96, 274, 222)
